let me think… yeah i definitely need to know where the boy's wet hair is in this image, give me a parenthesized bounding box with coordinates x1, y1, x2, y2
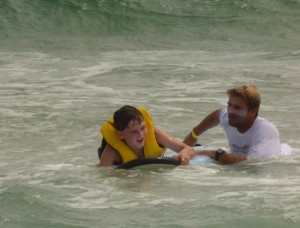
(112, 105, 144, 131)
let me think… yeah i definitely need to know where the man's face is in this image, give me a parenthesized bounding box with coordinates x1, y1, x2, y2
(227, 95, 257, 131)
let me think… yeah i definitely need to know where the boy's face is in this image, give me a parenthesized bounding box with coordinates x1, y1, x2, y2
(117, 119, 147, 151)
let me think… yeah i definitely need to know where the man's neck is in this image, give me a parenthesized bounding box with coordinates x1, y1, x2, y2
(237, 119, 256, 133)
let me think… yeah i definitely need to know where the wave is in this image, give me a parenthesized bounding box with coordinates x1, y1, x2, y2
(1, 0, 300, 53)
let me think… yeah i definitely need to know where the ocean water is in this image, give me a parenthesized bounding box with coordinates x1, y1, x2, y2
(1, 0, 300, 227)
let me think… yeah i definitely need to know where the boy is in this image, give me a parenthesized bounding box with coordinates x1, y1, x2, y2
(99, 105, 194, 166)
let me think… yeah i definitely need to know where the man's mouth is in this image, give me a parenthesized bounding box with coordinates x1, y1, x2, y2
(228, 114, 238, 120)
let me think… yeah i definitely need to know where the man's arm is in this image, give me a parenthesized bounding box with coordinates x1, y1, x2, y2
(196, 150, 247, 165)
(183, 109, 222, 146)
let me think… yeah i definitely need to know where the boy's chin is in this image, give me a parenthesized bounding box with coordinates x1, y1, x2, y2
(137, 144, 145, 149)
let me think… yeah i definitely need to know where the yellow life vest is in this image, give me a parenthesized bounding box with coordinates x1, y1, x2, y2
(100, 108, 165, 163)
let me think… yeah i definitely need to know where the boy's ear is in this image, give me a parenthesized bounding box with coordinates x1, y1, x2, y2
(116, 130, 124, 139)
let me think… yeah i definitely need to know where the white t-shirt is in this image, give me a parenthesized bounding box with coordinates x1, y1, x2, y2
(219, 109, 281, 159)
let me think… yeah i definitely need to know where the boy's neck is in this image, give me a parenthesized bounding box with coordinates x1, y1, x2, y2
(133, 147, 144, 159)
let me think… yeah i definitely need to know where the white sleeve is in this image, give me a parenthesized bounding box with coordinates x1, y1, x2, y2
(219, 108, 228, 128)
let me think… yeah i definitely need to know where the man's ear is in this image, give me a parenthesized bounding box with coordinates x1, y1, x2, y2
(252, 107, 259, 118)
(116, 130, 124, 140)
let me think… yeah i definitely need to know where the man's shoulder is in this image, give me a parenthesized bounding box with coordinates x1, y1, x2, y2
(219, 108, 228, 123)
(253, 117, 279, 136)
(255, 117, 277, 128)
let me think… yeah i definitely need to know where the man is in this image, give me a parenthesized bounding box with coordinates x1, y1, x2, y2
(183, 85, 281, 165)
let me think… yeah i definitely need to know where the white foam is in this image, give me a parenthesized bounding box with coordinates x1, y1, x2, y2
(280, 143, 293, 156)
(39, 164, 74, 171)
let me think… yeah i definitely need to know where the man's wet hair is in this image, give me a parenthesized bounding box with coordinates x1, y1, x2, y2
(227, 85, 261, 110)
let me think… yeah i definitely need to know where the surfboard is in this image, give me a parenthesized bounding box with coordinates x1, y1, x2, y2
(115, 157, 180, 169)
(115, 145, 214, 169)
(114, 144, 293, 169)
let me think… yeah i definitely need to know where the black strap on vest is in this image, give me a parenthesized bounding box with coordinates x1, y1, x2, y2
(98, 138, 107, 159)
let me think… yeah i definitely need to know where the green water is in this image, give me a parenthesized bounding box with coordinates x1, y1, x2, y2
(1, 0, 300, 227)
